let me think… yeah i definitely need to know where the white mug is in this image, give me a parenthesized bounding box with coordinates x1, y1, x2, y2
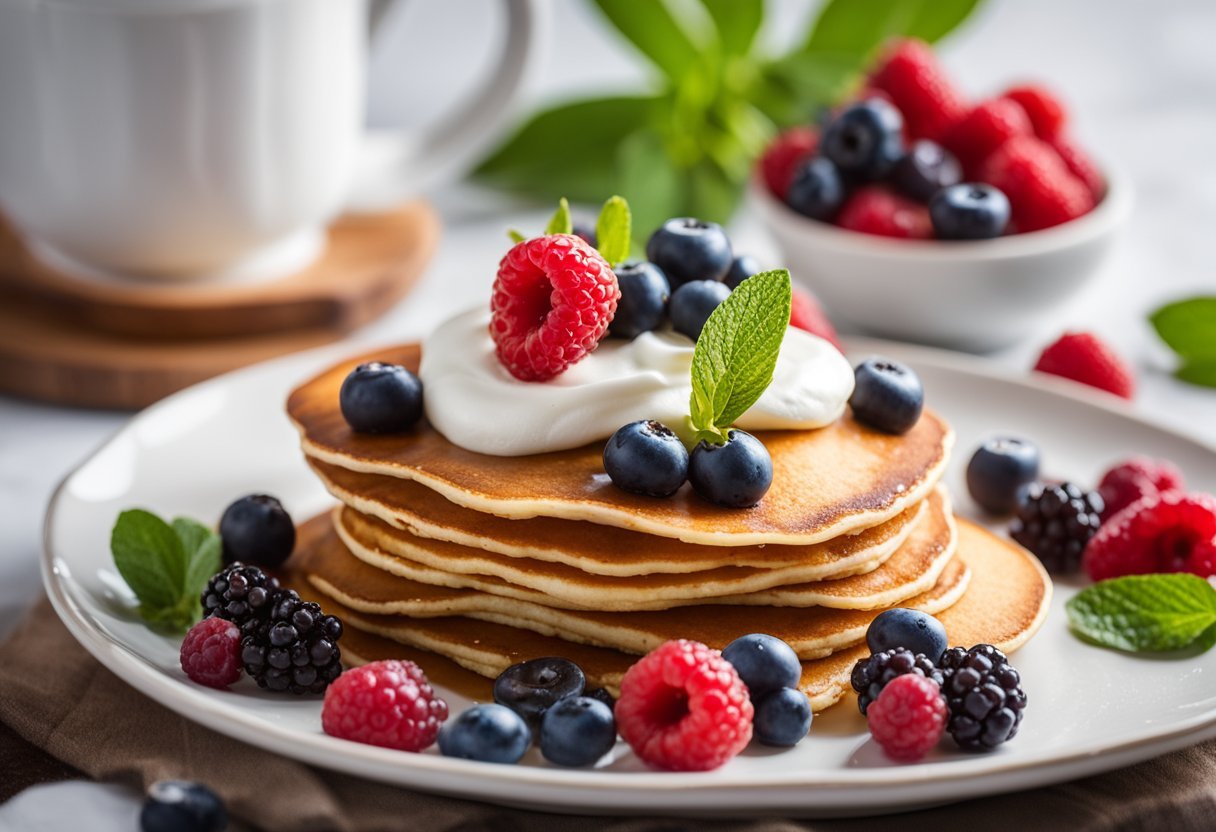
(0, 0, 541, 281)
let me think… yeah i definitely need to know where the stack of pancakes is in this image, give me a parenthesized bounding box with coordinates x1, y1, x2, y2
(287, 345, 1050, 710)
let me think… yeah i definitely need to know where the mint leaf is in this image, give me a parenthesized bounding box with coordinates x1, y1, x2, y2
(1150, 297, 1216, 361)
(800, 0, 982, 56)
(1176, 360, 1216, 389)
(1066, 574, 1216, 654)
(689, 270, 792, 440)
(111, 510, 186, 612)
(507, 229, 526, 244)
(702, 0, 763, 56)
(595, 196, 631, 265)
(545, 197, 572, 236)
(174, 517, 222, 612)
(590, 0, 703, 81)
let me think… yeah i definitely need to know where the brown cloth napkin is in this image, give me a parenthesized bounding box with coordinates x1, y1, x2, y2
(1, 599, 1214, 832)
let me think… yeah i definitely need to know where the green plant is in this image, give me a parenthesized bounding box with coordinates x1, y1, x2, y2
(476, 0, 983, 241)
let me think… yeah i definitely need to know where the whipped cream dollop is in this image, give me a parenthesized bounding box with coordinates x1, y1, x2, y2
(419, 308, 855, 457)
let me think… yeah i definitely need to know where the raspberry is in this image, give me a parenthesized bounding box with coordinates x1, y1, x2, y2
(1034, 331, 1135, 399)
(836, 186, 932, 239)
(1083, 492, 1216, 581)
(978, 136, 1094, 232)
(942, 99, 1033, 176)
(1048, 133, 1105, 201)
(322, 660, 449, 752)
(1098, 457, 1186, 520)
(869, 39, 966, 142)
(790, 288, 842, 351)
(615, 639, 753, 771)
(760, 127, 818, 201)
(180, 617, 242, 690)
(1002, 85, 1068, 139)
(866, 674, 947, 762)
(490, 235, 620, 382)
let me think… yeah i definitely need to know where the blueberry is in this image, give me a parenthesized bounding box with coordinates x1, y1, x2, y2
(645, 217, 733, 288)
(585, 686, 616, 712)
(140, 781, 227, 832)
(688, 429, 773, 508)
(752, 687, 813, 747)
(785, 156, 846, 221)
(724, 254, 762, 290)
(219, 494, 295, 568)
(339, 361, 424, 434)
(966, 436, 1042, 514)
(866, 608, 948, 664)
(602, 420, 688, 498)
(572, 220, 597, 248)
(669, 280, 732, 342)
(893, 140, 962, 202)
(849, 358, 924, 435)
(438, 704, 532, 764)
(722, 633, 801, 697)
(539, 695, 617, 767)
(929, 183, 1010, 240)
(493, 657, 585, 728)
(820, 99, 905, 181)
(609, 261, 670, 339)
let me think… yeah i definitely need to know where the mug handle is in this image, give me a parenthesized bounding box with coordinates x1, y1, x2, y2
(346, 0, 546, 212)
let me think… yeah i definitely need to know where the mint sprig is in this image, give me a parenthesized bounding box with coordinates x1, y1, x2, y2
(688, 269, 792, 444)
(545, 197, 573, 236)
(1150, 296, 1216, 389)
(111, 509, 222, 633)
(505, 195, 634, 266)
(1066, 574, 1216, 654)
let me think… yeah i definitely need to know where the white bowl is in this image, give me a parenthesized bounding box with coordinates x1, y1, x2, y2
(751, 171, 1132, 351)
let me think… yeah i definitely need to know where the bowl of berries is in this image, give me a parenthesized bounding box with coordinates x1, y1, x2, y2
(752, 39, 1132, 352)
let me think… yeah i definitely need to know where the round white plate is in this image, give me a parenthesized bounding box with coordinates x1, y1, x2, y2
(42, 338, 1216, 818)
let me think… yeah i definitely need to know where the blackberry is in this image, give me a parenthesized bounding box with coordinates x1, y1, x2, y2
(240, 590, 343, 695)
(850, 647, 943, 715)
(938, 644, 1026, 751)
(1010, 481, 1104, 572)
(201, 563, 279, 638)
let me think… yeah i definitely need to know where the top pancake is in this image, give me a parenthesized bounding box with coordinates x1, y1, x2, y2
(289, 345, 954, 546)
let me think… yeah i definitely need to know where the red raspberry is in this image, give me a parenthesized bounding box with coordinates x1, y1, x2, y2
(760, 127, 819, 201)
(790, 288, 842, 351)
(1098, 457, 1186, 520)
(837, 186, 932, 239)
(1002, 85, 1068, 139)
(1034, 331, 1135, 399)
(616, 639, 753, 771)
(866, 674, 947, 762)
(978, 136, 1094, 232)
(1048, 134, 1105, 201)
(322, 660, 449, 752)
(869, 39, 967, 142)
(942, 98, 1033, 176)
(490, 235, 619, 382)
(180, 617, 242, 690)
(1083, 492, 1216, 581)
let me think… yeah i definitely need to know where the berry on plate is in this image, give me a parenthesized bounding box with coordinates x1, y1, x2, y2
(339, 361, 424, 434)
(1034, 331, 1135, 399)
(321, 659, 449, 752)
(786, 156, 846, 222)
(928, 183, 1010, 240)
(201, 562, 279, 637)
(1011, 481, 1104, 573)
(688, 429, 774, 508)
(1002, 84, 1068, 139)
(1098, 457, 1186, 520)
(820, 99, 906, 181)
(669, 279, 732, 342)
(869, 38, 967, 142)
(979, 135, 1095, 232)
(721, 633, 802, 698)
(851, 647, 943, 716)
(938, 645, 1026, 751)
(866, 674, 947, 762)
(240, 589, 343, 694)
(645, 217, 733, 288)
(218, 494, 295, 568)
(609, 261, 670, 340)
(836, 186, 932, 239)
(539, 695, 617, 767)
(439, 703, 532, 764)
(849, 358, 924, 435)
(752, 687, 813, 747)
(966, 436, 1042, 515)
(759, 126, 819, 201)
(180, 617, 242, 690)
(493, 656, 586, 729)
(1083, 491, 1216, 581)
(615, 639, 753, 771)
(942, 98, 1033, 175)
(865, 609, 948, 664)
(892, 139, 962, 202)
(586, 687, 616, 712)
(789, 288, 842, 351)
(603, 420, 689, 498)
(140, 780, 227, 832)
(490, 234, 619, 382)
(724, 254, 762, 290)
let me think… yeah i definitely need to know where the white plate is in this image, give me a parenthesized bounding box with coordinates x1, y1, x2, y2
(42, 338, 1216, 818)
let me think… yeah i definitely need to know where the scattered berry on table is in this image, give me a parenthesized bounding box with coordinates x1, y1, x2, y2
(892, 139, 962, 202)
(493, 657, 586, 729)
(865, 674, 947, 762)
(1098, 457, 1186, 521)
(572, 220, 598, 249)
(785, 156, 846, 222)
(140, 780, 227, 832)
(978, 135, 1094, 232)
(865, 609, 948, 664)
(836, 186, 932, 239)
(321, 659, 448, 752)
(760, 126, 819, 201)
(1048, 133, 1105, 201)
(1001, 84, 1067, 139)
(586, 686, 616, 712)
(849, 358, 924, 435)
(820, 99, 906, 181)
(851, 647, 943, 716)
(339, 362, 425, 435)
(180, 617, 242, 690)
(868, 38, 967, 143)
(938, 644, 1026, 751)
(201, 563, 280, 637)
(490, 234, 619, 382)
(928, 183, 1010, 240)
(669, 279, 732, 342)
(724, 254, 762, 290)
(615, 639, 753, 771)
(721, 633, 802, 698)
(942, 98, 1033, 175)
(603, 420, 689, 499)
(1083, 491, 1216, 581)
(1033, 331, 1135, 399)
(218, 494, 295, 568)
(645, 217, 733, 288)
(752, 687, 813, 747)
(966, 436, 1042, 515)
(789, 288, 843, 351)
(438, 703, 532, 764)
(539, 695, 618, 767)
(1011, 481, 1104, 573)
(688, 430, 773, 508)
(240, 589, 343, 695)
(609, 261, 670, 340)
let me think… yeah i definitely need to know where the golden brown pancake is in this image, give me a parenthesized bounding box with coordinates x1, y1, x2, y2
(288, 345, 954, 546)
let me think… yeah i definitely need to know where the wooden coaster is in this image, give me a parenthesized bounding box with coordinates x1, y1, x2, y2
(0, 202, 439, 410)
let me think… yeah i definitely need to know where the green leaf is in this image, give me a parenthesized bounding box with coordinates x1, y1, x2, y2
(1066, 574, 1216, 654)
(701, 0, 763, 56)
(758, 52, 865, 124)
(174, 517, 222, 608)
(545, 197, 573, 236)
(617, 128, 683, 246)
(590, 0, 703, 81)
(1150, 297, 1216, 360)
(1175, 360, 1216, 389)
(595, 196, 632, 266)
(689, 269, 793, 438)
(507, 229, 526, 244)
(111, 509, 186, 612)
(800, 0, 983, 56)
